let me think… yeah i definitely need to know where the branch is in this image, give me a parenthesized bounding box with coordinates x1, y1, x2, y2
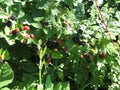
(93, 0, 114, 43)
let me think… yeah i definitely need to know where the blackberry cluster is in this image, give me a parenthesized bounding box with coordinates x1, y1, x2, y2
(12, 31, 19, 36)
(5, 15, 33, 39)
(72, 29, 86, 45)
(9, 28, 19, 36)
(46, 40, 59, 49)
(5, 14, 17, 27)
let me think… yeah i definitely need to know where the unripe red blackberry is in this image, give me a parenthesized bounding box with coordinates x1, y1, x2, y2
(23, 26, 30, 31)
(30, 34, 34, 39)
(14, 28, 19, 32)
(57, 39, 62, 45)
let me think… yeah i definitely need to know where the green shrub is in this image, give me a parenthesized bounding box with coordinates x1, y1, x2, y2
(0, 0, 120, 90)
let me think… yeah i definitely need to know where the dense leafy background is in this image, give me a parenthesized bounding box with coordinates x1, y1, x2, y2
(0, 0, 120, 90)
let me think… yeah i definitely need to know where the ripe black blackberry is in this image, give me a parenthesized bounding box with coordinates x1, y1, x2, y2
(46, 40, 59, 49)
(6, 20, 12, 27)
(72, 33, 85, 45)
(9, 15, 17, 21)
(78, 29, 83, 34)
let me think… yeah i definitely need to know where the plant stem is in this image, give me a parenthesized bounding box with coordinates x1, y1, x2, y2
(93, 0, 114, 43)
(39, 59, 42, 84)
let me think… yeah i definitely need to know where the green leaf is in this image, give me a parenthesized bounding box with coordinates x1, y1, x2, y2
(0, 49, 4, 55)
(31, 22, 42, 28)
(0, 0, 4, 2)
(2, 50, 10, 60)
(54, 82, 70, 90)
(5, 0, 13, 6)
(95, 32, 102, 39)
(43, 27, 57, 38)
(4, 26, 11, 35)
(43, 28, 48, 35)
(33, 39, 42, 47)
(32, 8, 44, 21)
(26, 38, 33, 44)
(107, 43, 118, 54)
(36, 0, 48, 9)
(75, 3, 85, 20)
(0, 62, 14, 88)
(97, 38, 110, 49)
(46, 75, 54, 90)
(19, 60, 38, 73)
(51, 9, 58, 16)
(57, 69, 64, 81)
(0, 87, 10, 90)
(0, 32, 4, 38)
(18, 10, 25, 18)
(0, 10, 8, 19)
(33, 17, 44, 22)
(51, 51, 63, 59)
(4, 36, 15, 45)
(46, 75, 52, 85)
(37, 84, 44, 90)
(8, 42, 31, 58)
(115, 0, 120, 3)
(54, 83, 62, 90)
(74, 72, 87, 84)
(65, 39, 74, 51)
